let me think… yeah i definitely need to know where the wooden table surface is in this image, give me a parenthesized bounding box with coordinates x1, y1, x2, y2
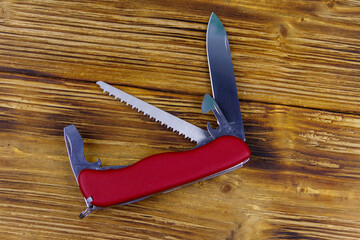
(1, 0, 360, 239)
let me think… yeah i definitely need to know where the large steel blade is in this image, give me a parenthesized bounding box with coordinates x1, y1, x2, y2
(206, 13, 245, 141)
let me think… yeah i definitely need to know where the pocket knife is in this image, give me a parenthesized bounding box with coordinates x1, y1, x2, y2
(64, 13, 251, 218)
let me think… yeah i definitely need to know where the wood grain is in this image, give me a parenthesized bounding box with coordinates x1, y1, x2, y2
(0, 0, 360, 239)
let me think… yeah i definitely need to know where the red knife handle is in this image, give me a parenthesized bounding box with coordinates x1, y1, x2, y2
(78, 135, 250, 208)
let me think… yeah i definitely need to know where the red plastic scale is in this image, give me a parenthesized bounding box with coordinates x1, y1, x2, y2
(78, 135, 250, 207)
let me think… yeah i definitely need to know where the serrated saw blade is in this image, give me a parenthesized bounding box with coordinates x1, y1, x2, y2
(97, 81, 209, 144)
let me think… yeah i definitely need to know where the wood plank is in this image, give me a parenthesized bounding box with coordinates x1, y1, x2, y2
(0, 0, 359, 113)
(1, 73, 360, 239)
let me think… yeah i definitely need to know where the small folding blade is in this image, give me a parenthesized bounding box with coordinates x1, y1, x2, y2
(97, 81, 209, 144)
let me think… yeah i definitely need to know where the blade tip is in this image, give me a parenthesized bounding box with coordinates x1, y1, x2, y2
(209, 12, 219, 22)
(96, 81, 105, 87)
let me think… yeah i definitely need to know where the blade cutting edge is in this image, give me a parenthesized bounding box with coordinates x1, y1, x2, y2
(97, 81, 209, 144)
